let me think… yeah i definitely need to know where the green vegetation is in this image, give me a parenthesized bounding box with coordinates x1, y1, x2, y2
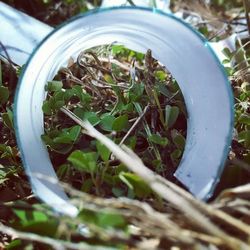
(41, 45, 187, 199)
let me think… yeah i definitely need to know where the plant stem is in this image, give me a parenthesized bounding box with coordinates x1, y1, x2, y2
(152, 89, 167, 129)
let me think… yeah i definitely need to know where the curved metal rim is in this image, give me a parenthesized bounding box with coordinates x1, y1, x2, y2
(14, 6, 234, 209)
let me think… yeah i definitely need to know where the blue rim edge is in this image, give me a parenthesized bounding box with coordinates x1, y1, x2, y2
(14, 6, 234, 203)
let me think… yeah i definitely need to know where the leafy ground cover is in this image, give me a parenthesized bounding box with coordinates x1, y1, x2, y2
(42, 46, 187, 198)
(0, 0, 250, 249)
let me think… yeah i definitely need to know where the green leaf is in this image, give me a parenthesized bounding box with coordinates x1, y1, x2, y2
(42, 100, 52, 115)
(152, 159, 162, 169)
(198, 26, 209, 36)
(72, 85, 83, 96)
(68, 125, 81, 141)
(79, 208, 124, 231)
(6, 239, 22, 249)
(112, 114, 129, 132)
(96, 141, 111, 162)
(222, 59, 230, 65)
(46, 80, 63, 92)
(241, 82, 250, 92)
(171, 130, 185, 151)
(222, 47, 233, 59)
(224, 66, 234, 76)
(41, 134, 73, 154)
(12, 208, 58, 236)
(54, 100, 64, 109)
(103, 173, 114, 185)
(70, 85, 91, 104)
(80, 93, 92, 105)
(41, 134, 56, 146)
(119, 172, 151, 198)
(0, 165, 9, 184)
(14, 209, 48, 226)
(112, 187, 125, 197)
(165, 105, 179, 128)
(103, 74, 114, 84)
(127, 136, 137, 150)
(81, 178, 94, 193)
(73, 107, 86, 120)
(171, 149, 182, 160)
(57, 164, 70, 179)
(68, 150, 98, 173)
(78, 209, 98, 224)
(119, 173, 133, 189)
(149, 134, 168, 146)
(21, 221, 58, 237)
(54, 90, 65, 101)
(97, 213, 126, 228)
(24, 244, 34, 250)
(0, 144, 6, 152)
(63, 89, 74, 102)
(238, 130, 250, 147)
(155, 70, 166, 81)
(128, 83, 144, 102)
(156, 82, 171, 98)
(100, 114, 115, 131)
(112, 45, 125, 55)
(239, 114, 250, 125)
(83, 112, 100, 126)
(0, 144, 14, 159)
(53, 135, 72, 144)
(42, 126, 80, 154)
(2, 108, 13, 129)
(0, 86, 9, 105)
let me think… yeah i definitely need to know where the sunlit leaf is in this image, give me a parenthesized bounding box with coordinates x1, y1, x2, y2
(68, 150, 98, 173)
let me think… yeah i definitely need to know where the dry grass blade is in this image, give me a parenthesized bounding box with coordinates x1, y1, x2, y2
(60, 107, 250, 250)
(34, 172, 228, 248)
(0, 223, 115, 250)
(152, 174, 250, 237)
